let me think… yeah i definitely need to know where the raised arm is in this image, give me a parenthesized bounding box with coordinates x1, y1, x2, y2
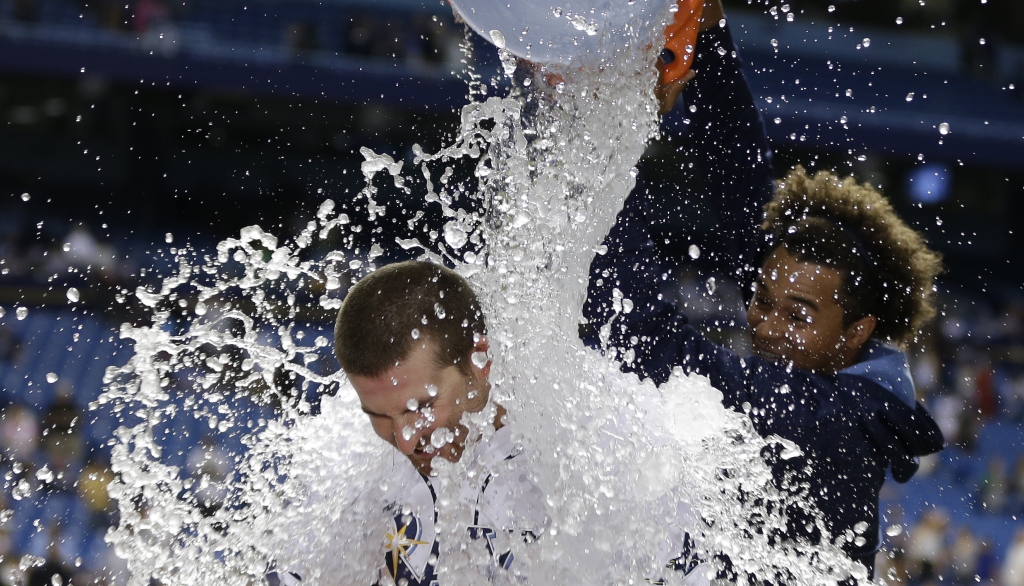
(583, 8, 773, 385)
(671, 17, 774, 284)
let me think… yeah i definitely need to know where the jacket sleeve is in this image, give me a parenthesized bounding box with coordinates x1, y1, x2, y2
(583, 19, 774, 394)
(662, 20, 774, 287)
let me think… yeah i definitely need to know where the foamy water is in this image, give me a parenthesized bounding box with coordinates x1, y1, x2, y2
(100, 9, 874, 586)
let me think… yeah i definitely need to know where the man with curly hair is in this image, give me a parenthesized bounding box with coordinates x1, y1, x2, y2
(585, 70, 945, 579)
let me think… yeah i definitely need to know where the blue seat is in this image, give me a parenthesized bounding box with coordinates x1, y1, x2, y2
(978, 422, 1024, 459)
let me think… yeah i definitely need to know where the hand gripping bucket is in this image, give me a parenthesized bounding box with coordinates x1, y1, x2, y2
(449, 0, 703, 85)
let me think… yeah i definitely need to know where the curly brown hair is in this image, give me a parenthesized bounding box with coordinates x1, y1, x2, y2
(763, 166, 943, 345)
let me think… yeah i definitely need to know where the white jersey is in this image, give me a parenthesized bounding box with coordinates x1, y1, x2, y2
(375, 425, 547, 585)
(271, 425, 709, 586)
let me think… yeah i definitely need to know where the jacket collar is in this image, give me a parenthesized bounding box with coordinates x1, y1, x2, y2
(839, 339, 916, 407)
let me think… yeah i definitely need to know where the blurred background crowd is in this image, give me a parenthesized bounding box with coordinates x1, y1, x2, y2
(0, 0, 1022, 584)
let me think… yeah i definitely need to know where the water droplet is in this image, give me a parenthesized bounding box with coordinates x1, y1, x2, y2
(896, 16, 903, 24)
(430, 428, 453, 449)
(885, 524, 903, 536)
(569, 14, 599, 35)
(18, 554, 44, 571)
(66, 287, 80, 303)
(411, 328, 421, 340)
(471, 351, 489, 368)
(905, 92, 914, 102)
(406, 398, 419, 411)
(20, 193, 30, 202)
(861, 38, 871, 48)
(15, 307, 28, 320)
(443, 222, 468, 249)
(688, 244, 701, 259)
(165, 232, 174, 244)
(36, 465, 54, 483)
(0, 307, 5, 318)
(11, 479, 31, 501)
(939, 122, 950, 135)
(780, 443, 802, 459)
(434, 303, 446, 319)
(489, 30, 506, 49)
(552, 6, 562, 17)
(827, 4, 835, 11)
(426, 384, 438, 397)
(401, 426, 415, 441)
(46, 372, 58, 384)
(62, 242, 71, 252)
(706, 277, 717, 295)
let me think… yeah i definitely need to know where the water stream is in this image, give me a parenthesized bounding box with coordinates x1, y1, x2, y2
(100, 9, 872, 586)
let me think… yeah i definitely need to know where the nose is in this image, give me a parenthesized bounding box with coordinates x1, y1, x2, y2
(391, 415, 424, 456)
(751, 309, 786, 343)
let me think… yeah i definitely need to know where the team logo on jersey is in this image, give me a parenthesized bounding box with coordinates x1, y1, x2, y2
(384, 512, 430, 582)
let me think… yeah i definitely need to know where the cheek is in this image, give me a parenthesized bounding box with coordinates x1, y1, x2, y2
(789, 332, 811, 348)
(746, 307, 762, 331)
(465, 385, 489, 412)
(789, 323, 812, 340)
(369, 419, 395, 444)
(798, 327, 842, 356)
(436, 405, 463, 431)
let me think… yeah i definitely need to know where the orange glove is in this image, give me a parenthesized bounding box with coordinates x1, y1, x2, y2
(659, 0, 704, 86)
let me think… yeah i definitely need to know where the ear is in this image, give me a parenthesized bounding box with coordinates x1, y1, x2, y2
(471, 336, 491, 379)
(843, 315, 877, 351)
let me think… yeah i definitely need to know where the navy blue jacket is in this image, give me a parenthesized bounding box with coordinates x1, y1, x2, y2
(583, 24, 944, 573)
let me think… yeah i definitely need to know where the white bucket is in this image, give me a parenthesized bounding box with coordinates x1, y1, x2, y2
(449, 0, 677, 66)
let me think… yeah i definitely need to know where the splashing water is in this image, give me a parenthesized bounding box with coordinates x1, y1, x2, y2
(100, 9, 872, 586)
